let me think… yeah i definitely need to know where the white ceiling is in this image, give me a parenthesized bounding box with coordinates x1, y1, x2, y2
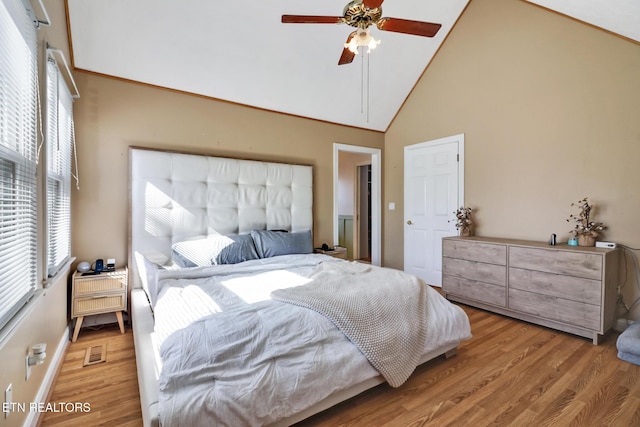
(66, 0, 639, 132)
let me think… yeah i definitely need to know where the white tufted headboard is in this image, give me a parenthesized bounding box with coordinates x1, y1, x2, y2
(128, 147, 313, 290)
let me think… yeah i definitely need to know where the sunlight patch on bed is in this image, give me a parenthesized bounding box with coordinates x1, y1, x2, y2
(221, 270, 311, 303)
(155, 285, 222, 345)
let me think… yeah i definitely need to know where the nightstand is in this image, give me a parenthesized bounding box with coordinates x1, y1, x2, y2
(314, 246, 347, 259)
(71, 267, 128, 342)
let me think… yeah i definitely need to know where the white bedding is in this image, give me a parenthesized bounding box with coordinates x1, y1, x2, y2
(272, 261, 427, 387)
(153, 254, 471, 427)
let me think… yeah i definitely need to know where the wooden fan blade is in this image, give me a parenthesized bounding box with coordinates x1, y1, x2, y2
(338, 32, 357, 65)
(281, 15, 343, 24)
(377, 17, 441, 37)
(363, 0, 384, 8)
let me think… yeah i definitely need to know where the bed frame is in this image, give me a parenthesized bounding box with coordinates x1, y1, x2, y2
(128, 147, 459, 427)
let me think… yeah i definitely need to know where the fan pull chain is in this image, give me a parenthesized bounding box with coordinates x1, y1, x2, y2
(366, 52, 371, 123)
(360, 49, 365, 115)
(359, 47, 371, 123)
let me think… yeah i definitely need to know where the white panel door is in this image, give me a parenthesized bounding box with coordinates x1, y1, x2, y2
(404, 135, 463, 286)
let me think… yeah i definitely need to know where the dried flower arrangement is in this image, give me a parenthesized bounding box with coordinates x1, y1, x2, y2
(453, 206, 473, 236)
(566, 198, 606, 246)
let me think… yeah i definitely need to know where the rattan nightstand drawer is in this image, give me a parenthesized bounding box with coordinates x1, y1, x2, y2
(73, 294, 126, 317)
(73, 270, 127, 297)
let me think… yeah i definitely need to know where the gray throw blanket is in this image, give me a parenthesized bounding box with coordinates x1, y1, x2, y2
(271, 261, 428, 387)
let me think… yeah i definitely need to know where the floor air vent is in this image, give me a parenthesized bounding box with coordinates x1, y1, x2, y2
(83, 344, 107, 366)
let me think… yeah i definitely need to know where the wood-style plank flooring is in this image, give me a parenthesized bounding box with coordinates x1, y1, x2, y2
(40, 305, 640, 426)
(39, 325, 141, 427)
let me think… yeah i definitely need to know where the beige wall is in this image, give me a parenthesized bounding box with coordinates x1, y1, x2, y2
(70, 73, 384, 269)
(0, 273, 68, 427)
(385, 0, 640, 318)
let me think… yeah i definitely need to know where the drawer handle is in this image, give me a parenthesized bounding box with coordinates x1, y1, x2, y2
(407, 220, 413, 225)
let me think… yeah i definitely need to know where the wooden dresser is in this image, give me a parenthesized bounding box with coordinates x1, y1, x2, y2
(442, 236, 620, 344)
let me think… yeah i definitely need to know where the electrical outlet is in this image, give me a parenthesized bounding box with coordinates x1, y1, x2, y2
(4, 383, 12, 418)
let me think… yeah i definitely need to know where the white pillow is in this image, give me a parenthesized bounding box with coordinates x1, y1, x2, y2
(172, 237, 217, 267)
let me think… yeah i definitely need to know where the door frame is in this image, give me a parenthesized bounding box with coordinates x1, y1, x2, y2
(403, 133, 465, 283)
(333, 143, 381, 266)
(354, 161, 372, 261)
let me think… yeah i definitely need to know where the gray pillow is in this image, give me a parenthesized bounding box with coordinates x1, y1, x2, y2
(250, 230, 313, 258)
(172, 234, 259, 267)
(214, 234, 259, 265)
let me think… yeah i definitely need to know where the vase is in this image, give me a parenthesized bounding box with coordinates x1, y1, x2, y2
(460, 226, 472, 237)
(577, 234, 596, 247)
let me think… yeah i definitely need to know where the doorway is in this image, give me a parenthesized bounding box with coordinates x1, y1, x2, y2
(356, 163, 372, 262)
(333, 143, 381, 266)
(403, 134, 464, 286)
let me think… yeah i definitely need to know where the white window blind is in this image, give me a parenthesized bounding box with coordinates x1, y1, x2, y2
(0, 0, 38, 330)
(46, 56, 73, 277)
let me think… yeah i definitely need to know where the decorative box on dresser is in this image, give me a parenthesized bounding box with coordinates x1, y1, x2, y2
(71, 268, 128, 342)
(442, 236, 620, 345)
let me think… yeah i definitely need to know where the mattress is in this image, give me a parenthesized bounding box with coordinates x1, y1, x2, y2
(147, 254, 471, 426)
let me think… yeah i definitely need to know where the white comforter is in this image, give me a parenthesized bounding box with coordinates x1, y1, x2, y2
(272, 261, 427, 387)
(154, 254, 471, 427)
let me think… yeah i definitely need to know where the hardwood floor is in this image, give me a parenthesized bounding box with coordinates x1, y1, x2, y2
(301, 307, 640, 427)
(39, 325, 142, 427)
(40, 305, 640, 426)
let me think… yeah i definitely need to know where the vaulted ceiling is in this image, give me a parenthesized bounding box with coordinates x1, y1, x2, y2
(66, 0, 639, 132)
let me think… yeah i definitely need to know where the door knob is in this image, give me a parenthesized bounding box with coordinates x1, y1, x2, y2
(407, 220, 413, 225)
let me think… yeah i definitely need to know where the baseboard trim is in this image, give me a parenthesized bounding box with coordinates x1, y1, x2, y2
(26, 326, 70, 427)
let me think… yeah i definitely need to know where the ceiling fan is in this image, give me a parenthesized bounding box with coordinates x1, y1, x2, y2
(282, 0, 442, 65)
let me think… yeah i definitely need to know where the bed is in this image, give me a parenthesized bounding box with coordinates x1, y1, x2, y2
(128, 147, 471, 427)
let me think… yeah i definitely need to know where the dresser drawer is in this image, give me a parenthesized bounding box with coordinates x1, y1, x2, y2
(73, 273, 127, 297)
(509, 246, 602, 280)
(72, 294, 126, 317)
(443, 257, 506, 286)
(443, 275, 506, 307)
(443, 239, 506, 265)
(509, 288, 600, 330)
(509, 267, 601, 305)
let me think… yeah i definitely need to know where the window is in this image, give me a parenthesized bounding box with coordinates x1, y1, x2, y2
(0, 0, 39, 330)
(46, 56, 73, 277)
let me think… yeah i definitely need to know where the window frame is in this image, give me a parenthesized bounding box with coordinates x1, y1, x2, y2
(0, 0, 40, 331)
(45, 54, 74, 278)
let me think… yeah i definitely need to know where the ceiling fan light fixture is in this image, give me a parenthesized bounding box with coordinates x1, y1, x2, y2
(283, 0, 441, 65)
(345, 28, 380, 54)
